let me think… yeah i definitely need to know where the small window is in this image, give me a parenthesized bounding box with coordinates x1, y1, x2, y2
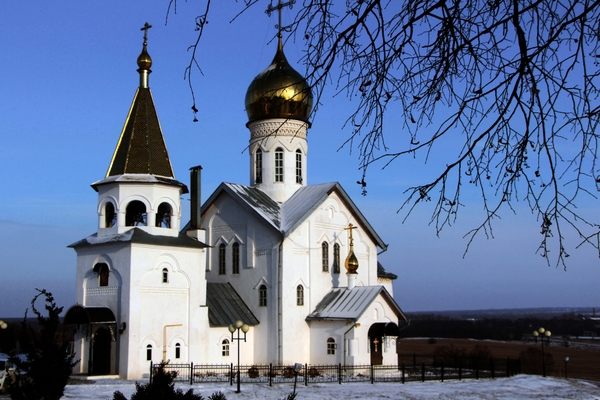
(275, 148, 284, 182)
(232, 243, 240, 274)
(105, 202, 116, 228)
(146, 344, 153, 361)
(295, 149, 302, 184)
(333, 243, 341, 274)
(327, 338, 336, 355)
(95, 263, 109, 287)
(218, 244, 226, 275)
(162, 268, 168, 283)
(259, 284, 267, 307)
(322, 242, 329, 272)
(255, 149, 263, 184)
(175, 343, 181, 359)
(296, 284, 304, 306)
(222, 339, 230, 356)
(155, 203, 172, 228)
(126, 200, 147, 226)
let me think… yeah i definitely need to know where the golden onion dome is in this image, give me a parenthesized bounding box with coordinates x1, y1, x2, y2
(345, 250, 359, 274)
(245, 38, 313, 123)
(137, 42, 152, 70)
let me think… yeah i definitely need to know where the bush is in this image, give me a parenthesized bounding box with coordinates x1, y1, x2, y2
(8, 289, 78, 400)
(519, 346, 555, 375)
(113, 362, 226, 400)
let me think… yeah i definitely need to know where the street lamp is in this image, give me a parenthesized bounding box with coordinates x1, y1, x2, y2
(228, 320, 249, 393)
(564, 356, 569, 379)
(532, 327, 551, 377)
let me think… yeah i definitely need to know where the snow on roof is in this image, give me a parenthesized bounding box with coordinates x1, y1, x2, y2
(69, 228, 208, 249)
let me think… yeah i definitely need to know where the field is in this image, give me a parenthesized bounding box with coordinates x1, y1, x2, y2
(399, 338, 600, 382)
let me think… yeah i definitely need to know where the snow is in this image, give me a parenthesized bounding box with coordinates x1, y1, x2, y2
(61, 375, 600, 399)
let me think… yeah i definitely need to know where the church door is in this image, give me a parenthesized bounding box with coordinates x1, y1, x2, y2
(92, 327, 111, 375)
(370, 335, 383, 365)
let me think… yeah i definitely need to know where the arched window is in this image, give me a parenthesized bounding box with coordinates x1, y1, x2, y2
(175, 343, 181, 359)
(94, 263, 109, 287)
(259, 285, 267, 307)
(255, 148, 263, 184)
(296, 284, 304, 306)
(126, 200, 147, 226)
(327, 338, 336, 355)
(295, 149, 303, 184)
(232, 243, 240, 274)
(104, 202, 116, 228)
(162, 268, 169, 283)
(146, 344, 153, 361)
(155, 203, 172, 228)
(275, 147, 284, 182)
(222, 339, 230, 356)
(218, 244, 226, 275)
(333, 243, 341, 274)
(322, 242, 329, 272)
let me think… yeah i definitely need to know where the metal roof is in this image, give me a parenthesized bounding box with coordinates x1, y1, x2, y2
(200, 182, 387, 250)
(106, 88, 175, 178)
(206, 282, 259, 327)
(64, 305, 116, 325)
(377, 262, 398, 280)
(69, 228, 208, 249)
(306, 286, 406, 322)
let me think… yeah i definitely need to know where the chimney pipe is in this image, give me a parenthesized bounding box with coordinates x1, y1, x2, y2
(190, 166, 202, 230)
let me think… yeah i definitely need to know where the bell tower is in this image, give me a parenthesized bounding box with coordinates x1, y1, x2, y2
(244, 0, 313, 203)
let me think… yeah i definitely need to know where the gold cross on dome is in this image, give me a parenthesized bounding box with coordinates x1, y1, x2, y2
(345, 223, 357, 246)
(140, 22, 152, 42)
(265, 0, 295, 36)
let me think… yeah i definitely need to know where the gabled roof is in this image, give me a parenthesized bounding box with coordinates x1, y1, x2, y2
(68, 227, 208, 249)
(377, 262, 398, 280)
(306, 286, 406, 322)
(106, 88, 174, 178)
(200, 182, 387, 250)
(206, 282, 259, 327)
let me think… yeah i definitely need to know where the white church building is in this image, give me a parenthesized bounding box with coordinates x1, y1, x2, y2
(65, 24, 407, 380)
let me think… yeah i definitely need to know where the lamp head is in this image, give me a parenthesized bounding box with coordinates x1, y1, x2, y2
(235, 320, 244, 329)
(228, 325, 236, 333)
(241, 324, 250, 334)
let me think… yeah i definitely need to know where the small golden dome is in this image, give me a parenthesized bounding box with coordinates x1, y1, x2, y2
(137, 42, 152, 70)
(345, 250, 359, 274)
(245, 39, 313, 123)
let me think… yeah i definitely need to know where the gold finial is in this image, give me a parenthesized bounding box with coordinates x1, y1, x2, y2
(137, 22, 153, 88)
(344, 223, 359, 274)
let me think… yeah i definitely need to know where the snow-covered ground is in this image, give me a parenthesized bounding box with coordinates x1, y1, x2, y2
(61, 375, 600, 399)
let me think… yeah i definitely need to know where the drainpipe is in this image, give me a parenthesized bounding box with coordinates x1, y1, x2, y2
(163, 324, 182, 362)
(277, 242, 283, 364)
(343, 322, 360, 366)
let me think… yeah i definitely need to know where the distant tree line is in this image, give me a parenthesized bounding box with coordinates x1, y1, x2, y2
(403, 313, 599, 341)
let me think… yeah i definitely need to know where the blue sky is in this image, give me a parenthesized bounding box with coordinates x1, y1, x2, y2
(1, 2, 598, 318)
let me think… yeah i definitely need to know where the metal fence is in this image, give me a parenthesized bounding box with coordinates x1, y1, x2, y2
(151, 356, 520, 386)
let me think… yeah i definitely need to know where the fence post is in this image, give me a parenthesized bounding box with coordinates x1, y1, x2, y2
(190, 362, 194, 385)
(401, 363, 405, 384)
(475, 361, 479, 380)
(149, 361, 153, 384)
(304, 363, 308, 386)
(458, 364, 462, 380)
(230, 363, 233, 386)
(490, 357, 495, 379)
(370, 363, 374, 384)
(507, 357, 511, 377)
(413, 353, 416, 368)
(338, 363, 342, 385)
(269, 363, 273, 387)
(421, 362, 425, 382)
(441, 362, 444, 382)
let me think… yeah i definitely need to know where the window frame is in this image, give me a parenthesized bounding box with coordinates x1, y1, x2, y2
(232, 242, 240, 274)
(218, 243, 226, 275)
(259, 284, 267, 307)
(295, 149, 302, 184)
(146, 344, 153, 361)
(255, 148, 263, 184)
(222, 339, 230, 356)
(327, 337, 336, 355)
(296, 284, 304, 306)
(322, 242, 329, 272)
(275, 147, 284, 182)
(333, 243, 341, 274)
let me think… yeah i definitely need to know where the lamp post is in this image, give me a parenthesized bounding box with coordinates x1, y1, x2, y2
(533, 327, 551, 377)
(564, 356, 569, 379)
(228, 320, 249, 393)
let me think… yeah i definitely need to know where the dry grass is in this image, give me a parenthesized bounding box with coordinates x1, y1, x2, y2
(399, 338, 600, 382)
